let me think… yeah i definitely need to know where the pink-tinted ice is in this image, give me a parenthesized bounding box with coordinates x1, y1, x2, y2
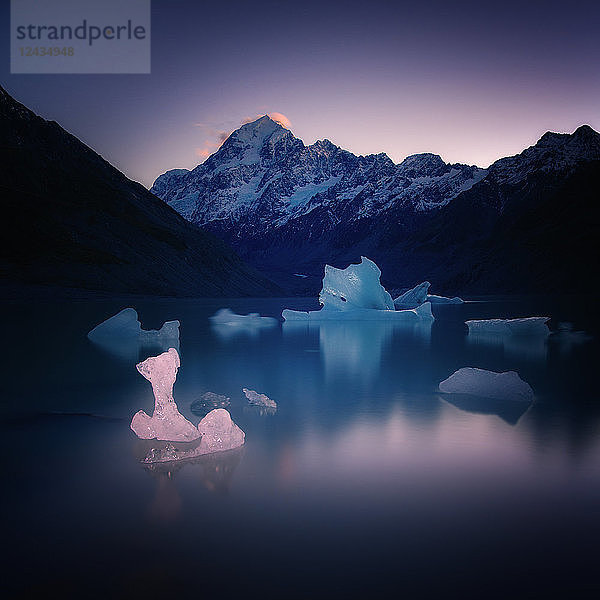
(243, 388, 277, 409)
(130, 348, 200, 442)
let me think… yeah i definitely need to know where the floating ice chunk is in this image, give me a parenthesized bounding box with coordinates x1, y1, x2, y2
(438, 367, 534, 402)
(191, 392, 231, 417)
(138, 410, 245, 464)
(88, 308, 180, 341)
(282, 257, 434, 321)
(466, 317, 550, 336)
(210, 308, 278, 327)
(394, 282, 431, 309)
(196, 409, 246, 454)
(130, 348, 200, 442)
(427, 294, 464, 304)
(319, 257, 395, 311)
(243, 388, 277, 409)
(282, 301, 433, 322)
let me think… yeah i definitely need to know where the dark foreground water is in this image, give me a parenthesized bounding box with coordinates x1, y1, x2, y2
(2, 295, 599, 599)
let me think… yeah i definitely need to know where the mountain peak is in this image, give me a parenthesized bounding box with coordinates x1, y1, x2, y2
(228, 114, 286, 146)
(573, 124, 599, 139)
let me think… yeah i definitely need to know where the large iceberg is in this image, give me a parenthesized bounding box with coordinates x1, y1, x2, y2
(131, 348, 200, 442)
(282, 257, 434, 322)
(210, 308, 278, 327)
(438, 367, 534, 402)
(88, 307, 179, 341)
(394, 281, 464, 309)
(466, 317, 550, 336)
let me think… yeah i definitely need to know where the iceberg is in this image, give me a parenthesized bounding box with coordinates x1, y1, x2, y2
(243, 388, 277, 409)
(282, 257, 434, 322)
(131, 348, 200, 442)
(319, 257, 394, 310)
(438, 367, 534, 402)
(393, 281, 431, 309)
(466, 317, 550, 336)
(209, 308, 278, 327)
(88, 307, 179, 341)
(130, 348, 245, 457)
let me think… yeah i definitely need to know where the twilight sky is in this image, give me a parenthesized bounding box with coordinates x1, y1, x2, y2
(2, 0, 599, 187)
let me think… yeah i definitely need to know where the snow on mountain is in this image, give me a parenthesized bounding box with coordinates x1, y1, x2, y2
(151, 117, 600, 295)
(151, 116, 487, 235)
(487, 125, 600, 189)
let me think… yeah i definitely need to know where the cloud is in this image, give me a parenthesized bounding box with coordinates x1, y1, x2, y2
(241, 112, 292, 129)
(194, 127, 232, 161)
(269, 112, 292, 128)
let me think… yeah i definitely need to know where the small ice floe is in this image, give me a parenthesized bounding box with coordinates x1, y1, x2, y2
(243, 388, 277, 409)
(438, 367, 534, 402)
(466, 317, 550, 336)
(394, 281, 464, 309)
(87, 308, 180, 360)
(209, 308, 278, 327)
(130, 348, 245, 458)
(282, 257, 434, 322)
(88, 307, 179, 341)
(190, 392, 231, 417)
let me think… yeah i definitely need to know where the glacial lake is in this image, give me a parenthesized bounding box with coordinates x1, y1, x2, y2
(3, 296, 599, 598)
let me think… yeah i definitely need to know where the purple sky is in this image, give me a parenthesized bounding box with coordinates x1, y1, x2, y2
(2, 0, 599, 187)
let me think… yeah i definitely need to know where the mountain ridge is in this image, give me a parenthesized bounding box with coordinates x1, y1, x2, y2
(152, 116, 600, 295)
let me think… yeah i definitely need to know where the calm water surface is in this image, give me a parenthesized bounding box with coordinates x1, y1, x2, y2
(3, 296, 599, 598)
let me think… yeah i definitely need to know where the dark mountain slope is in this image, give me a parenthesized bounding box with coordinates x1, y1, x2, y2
(0, 85, 279, 297)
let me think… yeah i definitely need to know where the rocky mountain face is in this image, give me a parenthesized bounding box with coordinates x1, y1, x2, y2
(153, 117, 600, 295)
(0, 86, 279, 297)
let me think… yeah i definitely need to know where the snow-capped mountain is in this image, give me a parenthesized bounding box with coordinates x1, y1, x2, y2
(152, 118, 600, 294)
(152, 116, 486, 237)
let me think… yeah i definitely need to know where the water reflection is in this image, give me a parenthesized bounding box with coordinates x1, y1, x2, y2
(88, 337, 180, 363)
(466, 330, 548, 364)
(284, 320, 432, 382)
(211, 321, 279, 341)
(139, 445, 244, 520)
(438, 393, 533, 425)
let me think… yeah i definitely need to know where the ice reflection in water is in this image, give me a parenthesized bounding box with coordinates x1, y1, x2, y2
(284, 319, 432, 382)
(139, 444, 244, 520)
(466, 330, 549, 364)
(438, 393, 533, 425)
